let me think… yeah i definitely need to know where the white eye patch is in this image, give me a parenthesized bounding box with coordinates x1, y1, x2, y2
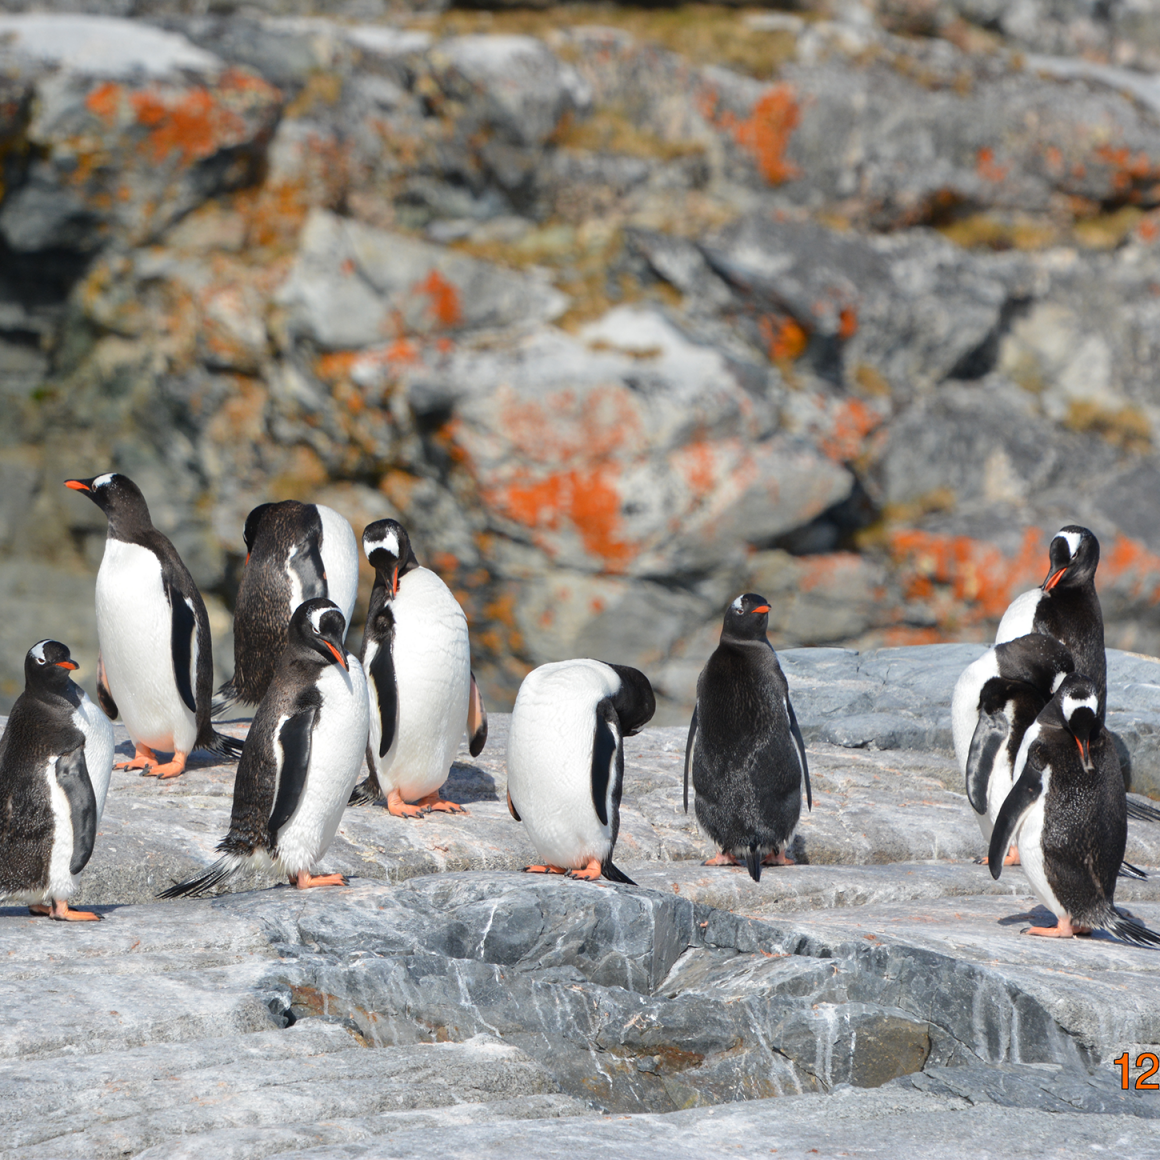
(30, 641, 49, 662)
(308, 605, 330, 633)
(364, 529, 399, 560)
(1061, 691, 1098, 719)
(93, 472, 115, 489)
(730, 595, 745, 612)
(1057, 529, 1082, 559)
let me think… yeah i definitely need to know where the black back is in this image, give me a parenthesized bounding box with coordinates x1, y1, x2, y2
(0, 646, 95, 897)
(687, 594, 809, 871)
(229, 501, 327, 706)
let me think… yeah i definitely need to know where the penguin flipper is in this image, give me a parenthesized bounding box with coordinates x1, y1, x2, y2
(601, 859, 636, 886)
(166, 582, 199, 716)
(590, 700, 620, 829)
(683, 705, 698, 815)
(268, 707, 316, 841)
(965, 708, 1009, 816)
(1127, 796, 1160, 824)
(96, 652, 118, 721)
(988, 753, 1045, 879)
(468, 673, 488, 757)
(1119, 860, 1149, 881)
(368, 624, 398, 760)
(56, 743, 97, 876)
(788, 698, 811, 812)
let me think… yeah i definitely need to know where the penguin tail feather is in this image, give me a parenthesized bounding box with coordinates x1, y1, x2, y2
(1108, 909, 1160, 949)
(1127, 797, 1160, 824)
(212, 680, 240, 719)
(601, 859, 636, 886)
(745, 842, 762, 884)
(1119, 860, 1149, 881)
(157, 856, 242, 900)
(203, 730, 245, 761)
(348, 767, 383, 807)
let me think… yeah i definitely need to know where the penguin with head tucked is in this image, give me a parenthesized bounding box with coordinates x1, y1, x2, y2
(160, 598, 368, 897)
(996, 526, 1105, 716)
(685, 593, 810, 882)
(989, 673, 1160, 946)
(506, 659, 654, 883)
(64, 473, 243, 778)
(0, 641, 101, 920)
(214, 500, 359, 714)
(351, 519, 487, 816)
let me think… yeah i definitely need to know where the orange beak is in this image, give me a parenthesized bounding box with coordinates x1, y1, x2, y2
(1043, 569, 1066, 592)
(1075, 735, 1091, 769)
(56, 660, 78, 671)
(64, 480, 90, 493)
(390, 566, 399, 597)
(752, 604, 770, 614)
(323, 641, 348, 670)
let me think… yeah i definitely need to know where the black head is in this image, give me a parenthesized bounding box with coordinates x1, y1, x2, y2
(1055, 672, 1101, 771)
(362, 518, 419, 597)
(721, 592, 771, 642)
(288, 598, 349, 670)
(24, 639, 79, 696)
(603, 662, 656, 735)
(995, 633, 1075, 698)
(242, 503, 276, 555)
(65, 472, 152, 535)
(1042, 525, 1099, 592)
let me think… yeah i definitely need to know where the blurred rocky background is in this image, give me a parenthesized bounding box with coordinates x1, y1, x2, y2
(4, 0, 1160, 721)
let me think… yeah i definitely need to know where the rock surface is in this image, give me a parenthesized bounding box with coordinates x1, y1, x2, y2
(2, 643, 1160, 1157)
(6, 2, 1160, 720)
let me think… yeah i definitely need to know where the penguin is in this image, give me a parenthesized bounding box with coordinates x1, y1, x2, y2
(349, 519, 487, 816)
(684, 593, 811, 882)
(0, 642, 100, 921)
(214, 501, 359, 713)
(159, 598, 368, 897)
(64, 473, 243, 778)
(952, 633, 1075, 858)
(995, 526, 1105, 716)
(989, 674, 1160, 946)
(0, 641, 115, 823)
(506, 659, 655, 883)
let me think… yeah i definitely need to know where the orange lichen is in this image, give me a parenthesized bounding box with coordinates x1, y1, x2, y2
(818, 398, 883, 463)
(415, 270, 462, 328)
(758, 315, 808, 362)
(700, 82, 800, 185)
(679, 438, 717, 496)
(130, 87, 246, 166)
(797, 553, 863, 593)
(85, 81, 121, 124)
(1100, 534, 1160, 603)
(976, 147, 1008, 183)
(838, 306, 858, 341)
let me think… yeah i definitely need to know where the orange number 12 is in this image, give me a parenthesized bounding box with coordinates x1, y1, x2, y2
(1115, 1052, 1160, 1090)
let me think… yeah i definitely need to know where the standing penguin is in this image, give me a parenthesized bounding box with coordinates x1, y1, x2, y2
(160, 598, 368, 897)
(685, 593, 810, 882)
(0, 643, 100, 920)
(952, 633, 1075, 857)
(995, 526, 1105, 716)
(65, 473, 243, 778)
(351, 519, 487, 816)
(215, 500, 359, 713)
(506, 659, 655, 883)
(990, 674, 1160, 944)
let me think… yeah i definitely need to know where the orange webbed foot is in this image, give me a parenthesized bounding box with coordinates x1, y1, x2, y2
(522, 864, 569, 875)
(415, 792, 468, 815)
(566, 859, 603, 882)
(703, 851, 741, 868)
(142, 752, 188, 780)
(386, 790, 428, 818)
(762, 849, 794, 867)
(1003, 845, 1022, 866)
(49, 900, 101, 921)
(291, 871, 348, 889)
(28, 904, 50, 916)
(1025, 914, 1091, 938)
(118, 743, 158, 772)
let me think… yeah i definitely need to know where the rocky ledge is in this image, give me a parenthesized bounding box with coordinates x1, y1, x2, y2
(2, 643, 1160, 1158)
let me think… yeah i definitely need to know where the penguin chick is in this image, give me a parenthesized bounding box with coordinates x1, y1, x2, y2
(64, 473, 243, 778)
(685, 593, 810, 882)
(159, 599, 368, 898)
(350, 519, 487, 817)
(990, 674, 1160, 946)
(215, 500, 358, 714)
(0, 642, 100, 921)
(996, 526, 1105, 717)
(506, 659, 654, 884)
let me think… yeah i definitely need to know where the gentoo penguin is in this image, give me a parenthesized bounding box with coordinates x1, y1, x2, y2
(215, 500, 359, 713)
(350, 519, 487, 817)
(0, 643, 100, 920)
(160, 598, 368, 897)
(990, 674, 1160, 945)
(506, 659, 655, 883)
(951, 633, 1075, 858)
(64, 473, 243, 778)
(684, 593, 810, 882)
(995, 526, 1105, 716)
(0, 642, 115, 823)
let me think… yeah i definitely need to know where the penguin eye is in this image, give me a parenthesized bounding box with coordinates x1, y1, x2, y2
(35, 657, 45, 665)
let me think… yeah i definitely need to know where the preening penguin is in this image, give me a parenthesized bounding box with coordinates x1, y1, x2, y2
(995, 526, 1105, 716)
(989, 674, 1160, 946)
(0, 642, 100, 921)
(951, 633, 1074, 857)
(64, 473, 243, 778)
(215, 500, 359, 713)
(506, 659, 655, 883)
(350, 519, 487, 817)
(160, 599, 368, 897)
(685, 593, 810, 882)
